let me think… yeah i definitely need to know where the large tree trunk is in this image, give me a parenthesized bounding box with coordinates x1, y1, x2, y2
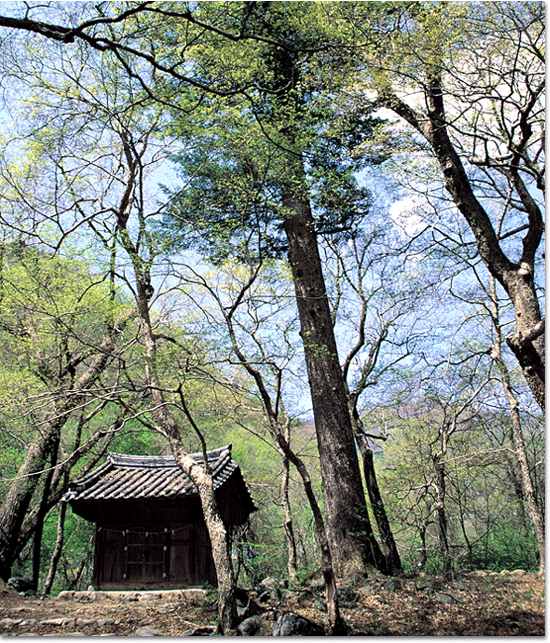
(281, 168, 385, 577)
(213, 258, 346, 632)
(428, 114, 545, 409)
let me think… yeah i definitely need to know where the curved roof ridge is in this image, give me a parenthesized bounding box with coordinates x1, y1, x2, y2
(107, 444, 233, 468)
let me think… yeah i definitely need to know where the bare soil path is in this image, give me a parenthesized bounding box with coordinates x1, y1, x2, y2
(0, 570, 544, 636)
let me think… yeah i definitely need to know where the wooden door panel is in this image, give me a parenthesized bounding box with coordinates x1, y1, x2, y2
(95, 523, 215, 588)
(99, 529, 125, 583)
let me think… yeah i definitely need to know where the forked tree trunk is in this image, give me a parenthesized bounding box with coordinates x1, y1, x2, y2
(0, 316, 126, 581)
(0, 417, 63, 581)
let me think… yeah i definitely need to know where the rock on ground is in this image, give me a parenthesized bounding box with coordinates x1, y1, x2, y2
(133, 624, 163, 636)
(273, 611, 325, 636)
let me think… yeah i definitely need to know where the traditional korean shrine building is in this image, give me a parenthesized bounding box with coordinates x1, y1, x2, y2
(62, 445, 255, 590)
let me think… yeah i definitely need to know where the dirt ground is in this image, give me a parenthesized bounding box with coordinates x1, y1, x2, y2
(0, 570, 545, 636)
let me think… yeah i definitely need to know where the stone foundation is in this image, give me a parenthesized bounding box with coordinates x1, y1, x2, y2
(57, 588, 208, 602)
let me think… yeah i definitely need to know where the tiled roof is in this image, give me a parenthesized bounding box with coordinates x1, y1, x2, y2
(62, 444, 252, 504)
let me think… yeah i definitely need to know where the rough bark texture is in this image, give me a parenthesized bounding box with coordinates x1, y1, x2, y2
(281, 172, 384, 577)
(273, 433, 346, 635)
(0, 417, 62, 581)
(171, 443, 238, 632)
(499, 378, 545, 574)
(134, 282, 238, 633)
(0, 294, 128, 579)
(215, 262, 346, 632)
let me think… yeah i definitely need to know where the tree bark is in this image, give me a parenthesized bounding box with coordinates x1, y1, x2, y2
(43, 499, 67, 595)
(380, 78, 544, 410)
(0, 415, 63, 581)
(281, 177, 385, 577)
(31, 444, 59, 592)
(135, 285, 239, 633)
(357, 434, 402, 575)
(129, 291, 239, 633)
(171, 442, 238, 632)
(489, 278, 545, 574)
(9, 427, 115, 575)
(273, 432, 346, 634)
(432, 454, 452, 576)
(210, 261, 346, 633)
(114, 144, 239, 631)
(281, 455, 298, 583)
(0, 325, 125, 581)
(418, 522, 428, 571)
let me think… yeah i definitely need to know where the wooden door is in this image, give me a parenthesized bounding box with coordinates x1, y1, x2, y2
(168, 524, 216, 587)
(96, 527, 125, 586)
(169, 525, 195, 585)
(125, 530, 167, 585)
(95, 523, 216, 589)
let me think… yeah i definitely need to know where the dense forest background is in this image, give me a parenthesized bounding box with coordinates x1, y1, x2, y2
(0, 0, 543, 617)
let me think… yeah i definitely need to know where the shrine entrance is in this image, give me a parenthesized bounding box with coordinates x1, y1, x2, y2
(62, 447, 256, 591)
(94, 524, 216, 590)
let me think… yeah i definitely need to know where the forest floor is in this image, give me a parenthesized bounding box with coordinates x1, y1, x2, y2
(0, 569, 545, 637)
